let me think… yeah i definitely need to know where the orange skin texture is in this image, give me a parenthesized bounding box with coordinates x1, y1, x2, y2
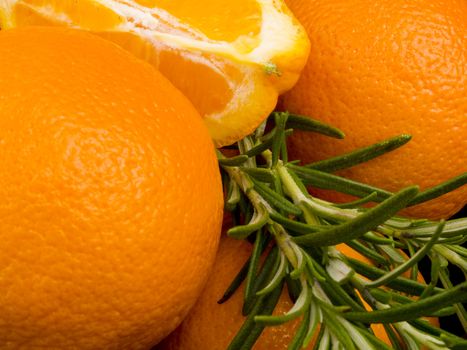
(0, 27, 223, 349)
(158, 237, 304, 350)
(281, 0, 467, 219)
(159, 237, 394, 349)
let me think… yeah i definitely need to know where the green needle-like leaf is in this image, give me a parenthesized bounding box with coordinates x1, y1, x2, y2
(344, 281, 467, 323)
(252, 179, 302, 216)
(256, 250, 287, 296)
(243, 246, 279, 315)
(334, 192, 378, 208)
(269, 211, 323, 235)
(256, 278, 312, 325)
(403, 217, 467, 238)
(271, 112, 288, 167)
(228, 203, 269, 239)
(244, 231, 266, 313)
(294, 186, 419, 246)
(240, 167, 276, 183)
(284, 113, 345, 139)
(305, 134, 411, 172)
(317, 303, 357, 350)
(345, 240, 390, 266)
(245, 129, 293, 157)
(348, 257, 444, 296)
(225, 178, 241, 211)
(366, 220, 445, 288)
(289, 164, 393, 202)
(409, 172, 467, 206)
(227, 281, 284, 350)
(288, 309, 311, 350)
(219, 154, 249, 166)
(218, 256, 251, 304)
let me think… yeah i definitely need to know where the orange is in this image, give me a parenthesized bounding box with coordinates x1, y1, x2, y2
(158, 237, 393, 350)
(280, 0, 467, 219)
(0, 26, 223, 349)
(0, 0, 310, 146)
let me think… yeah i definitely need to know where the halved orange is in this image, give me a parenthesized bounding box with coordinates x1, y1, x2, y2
(0, 0, 310, 146)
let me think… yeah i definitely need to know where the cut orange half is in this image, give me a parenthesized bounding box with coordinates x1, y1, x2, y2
(0, 0, 310, 146)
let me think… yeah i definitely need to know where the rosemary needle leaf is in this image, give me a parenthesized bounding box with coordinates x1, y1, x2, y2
(293, 186, 419, 247)
(409, 172, 467, 206)
(219, 154, 249, 166)
(290, 245, 306, 279)
(382, 325, 405, 350)
(345, 240, 390, 266)
(240, 167, 276, 183)
(252, 179, 303, 216)
(308, 258, 366, 311)
(419, 253, 441, 299)
(269, 211, 323, 235)
(363, 329, 395, 350)
(317, 304, 357, 350)
(403, 217, 467, 238)
(272, 112, 288, 167)
(289, 164, 393, 202)
(410, 319, 467, 346)
(334, 191, 378, 208)
(218, 255, 250, 304)
(255, 278, 312, 325)
(288, 309, 311, 350)
(305, 134, 411, 172)
(361, 232, 402, 246)
(225, 178, 241, 211)
(227, 280, 284, 350)
(303, 301, 322, 348)
(344, 281, 467, 323)
(284, 113, 345, 139)
(244, 231, 265, 313)
(243, 246, 279, 315)
(366, 220, 445, 288)
(227, 203, 269, 239)
(256, 250, 287, 296)
(245, 129, 293, 157)
(286, 275, 302, 302)
(348, 257, 444, 296)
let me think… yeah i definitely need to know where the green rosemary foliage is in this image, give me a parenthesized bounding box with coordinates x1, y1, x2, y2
(219, 112, 467, 350)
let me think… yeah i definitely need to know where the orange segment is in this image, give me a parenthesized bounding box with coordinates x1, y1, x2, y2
(0, 0, 310, 146)
(13, 0, 125, 29)
(135, 0, 262, 43)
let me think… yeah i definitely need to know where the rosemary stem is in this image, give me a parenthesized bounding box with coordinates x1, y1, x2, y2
(275, 163, 321, 225)
(271, 222, 299, 269)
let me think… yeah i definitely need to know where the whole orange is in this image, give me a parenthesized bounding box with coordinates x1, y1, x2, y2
(0, 27, 223, 349)
(158, 237, 392, 350)
(281, 0, 467, 219)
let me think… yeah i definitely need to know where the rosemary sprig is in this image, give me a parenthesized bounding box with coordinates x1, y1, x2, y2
(218, 112, 467, 350)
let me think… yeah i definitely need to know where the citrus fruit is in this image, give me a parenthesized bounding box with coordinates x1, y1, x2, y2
(280, 0, 467, 219)
(0, 0, 310, 147)
(0, 26, 223, 349)
(158, 237, 394, 350)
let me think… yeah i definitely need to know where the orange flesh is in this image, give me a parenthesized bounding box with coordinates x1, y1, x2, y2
(96, 31, 235, 116)
(135, 0, 261, 42)
(16, 0, 125, 29)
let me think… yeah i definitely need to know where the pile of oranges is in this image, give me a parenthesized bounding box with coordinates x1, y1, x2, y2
(0, 0, 464, 348)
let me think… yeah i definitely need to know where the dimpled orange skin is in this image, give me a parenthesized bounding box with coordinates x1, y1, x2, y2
(158, 237, 393, 350)
(158, 237, 305, 350)
(0, 27, 223, 349)
(281, 0, 467, 219)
